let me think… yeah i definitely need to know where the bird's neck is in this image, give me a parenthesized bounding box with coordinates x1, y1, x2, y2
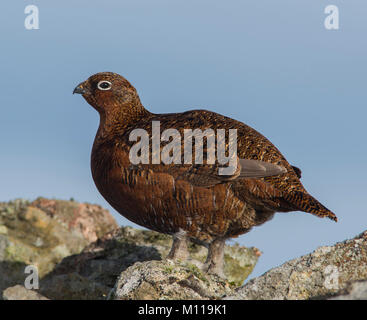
(96, 100, 151, 140)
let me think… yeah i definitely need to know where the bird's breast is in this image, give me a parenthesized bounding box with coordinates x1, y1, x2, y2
(91, 145, 255, 240)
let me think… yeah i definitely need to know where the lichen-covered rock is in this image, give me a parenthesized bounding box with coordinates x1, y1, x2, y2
(39, 227, 259, 300)
(328, 280, 367, 300)
(225, 230, 367, 300)
(0, 198, 117, 296)
(3, 196, 366, 300)
(2, 285, 49, 300)
(30, 197, 118, 243)
(109, 260, 236, 300)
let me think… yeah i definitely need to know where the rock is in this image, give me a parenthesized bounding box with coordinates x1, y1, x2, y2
(31, 197, 118, 243)
(0, 198, 117, 297)
(2, 285, 49, 300)
(39, 227, 259, 300)
(6, 197, 366, 300)
(109, 260, 235, 300)
(328, 280, 367, 300)
(225, 230, 367, 300)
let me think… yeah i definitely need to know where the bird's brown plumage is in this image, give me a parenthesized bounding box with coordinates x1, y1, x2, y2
(74, 72, 336, 275)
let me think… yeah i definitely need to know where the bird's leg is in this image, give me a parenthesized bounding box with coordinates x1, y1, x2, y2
(167, 232, 189, 261)
(203, 238, 226, 278)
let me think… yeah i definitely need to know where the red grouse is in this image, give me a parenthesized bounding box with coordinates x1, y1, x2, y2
(73, 72, 336, 277)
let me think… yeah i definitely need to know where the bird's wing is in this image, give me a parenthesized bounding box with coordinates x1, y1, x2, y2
(238, 159, 287, 178)
(159, 157, 287, 188)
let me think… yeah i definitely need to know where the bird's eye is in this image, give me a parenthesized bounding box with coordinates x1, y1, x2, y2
(97, 80, 112, 91)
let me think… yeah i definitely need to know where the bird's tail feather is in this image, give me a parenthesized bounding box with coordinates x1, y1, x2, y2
(285, 191, 337, 222)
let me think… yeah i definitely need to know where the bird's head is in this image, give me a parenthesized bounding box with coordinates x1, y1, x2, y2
(73, 72, 142, 115)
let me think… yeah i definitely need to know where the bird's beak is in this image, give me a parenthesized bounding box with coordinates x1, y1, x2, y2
(73, 83, 87, 95)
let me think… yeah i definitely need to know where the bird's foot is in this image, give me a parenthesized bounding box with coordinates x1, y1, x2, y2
(202, 261, 226, 279)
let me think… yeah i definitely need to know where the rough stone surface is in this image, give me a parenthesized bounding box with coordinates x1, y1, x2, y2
(39, 227, 259, 300)
(328, 280, 367, 300)
(225, 231, 367, 300)
(0, 198, 117, 296)
(2, 285, 49, 300)
(2, 197, 365, 300)
(109, 259, 236, 300)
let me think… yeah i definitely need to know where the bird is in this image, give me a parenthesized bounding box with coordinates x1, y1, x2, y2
(73, 72, 337, 277)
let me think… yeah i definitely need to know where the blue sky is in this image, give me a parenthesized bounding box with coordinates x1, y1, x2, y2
(1, 1, 366, 279)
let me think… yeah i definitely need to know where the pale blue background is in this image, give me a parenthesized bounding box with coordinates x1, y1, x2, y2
(1, 1, 366, 280)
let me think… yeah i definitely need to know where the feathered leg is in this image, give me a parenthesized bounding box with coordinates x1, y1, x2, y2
(203, 238, 225, 277)
(167, 232, 189, 261)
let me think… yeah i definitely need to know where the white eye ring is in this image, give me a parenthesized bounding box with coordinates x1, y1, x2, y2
(97, 80, 112, 91)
